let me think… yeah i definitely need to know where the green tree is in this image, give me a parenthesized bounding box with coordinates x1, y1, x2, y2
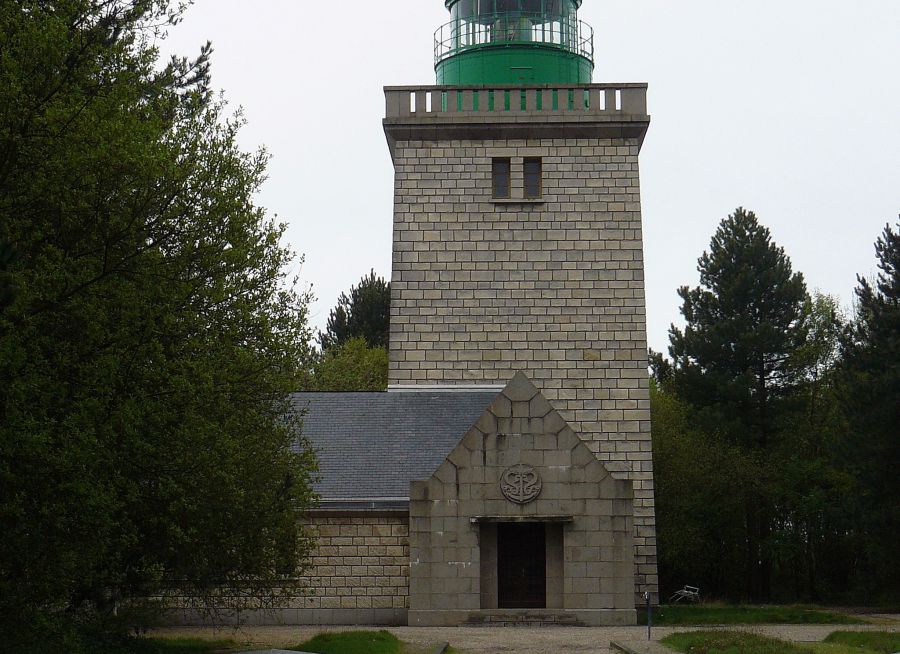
(669, 208, 808, 449)
(771, 293, 856, 601)
(0, 241, 15, 313)
(0, 1, 316, 649)
(319, 269, 391, 351)
(667, 208, 808, 600)
(840, 219, 900, 599)
(656, 292, 857, 602)
(314, 337, 389, 391)
(651, 381, 757, 599)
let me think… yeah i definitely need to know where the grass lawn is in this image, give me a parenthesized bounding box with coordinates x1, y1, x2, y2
(663, 631, 810, 653)
(141, 630, 447, 654)
(293, 630, 406, 654)
(641, 604, 866, 625)
(295, 629, 453, 654)
(823, 631, 900, 652)
(662, 630, 900, 654)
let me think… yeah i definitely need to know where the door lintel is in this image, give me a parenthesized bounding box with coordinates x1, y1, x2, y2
(470, 515, 573, 524)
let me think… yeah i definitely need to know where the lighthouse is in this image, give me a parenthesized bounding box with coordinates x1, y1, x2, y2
(277, 0, 658, 629)
(385, 0, 659, 623)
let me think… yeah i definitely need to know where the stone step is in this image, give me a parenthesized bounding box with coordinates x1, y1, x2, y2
(465, 611, 584, 627)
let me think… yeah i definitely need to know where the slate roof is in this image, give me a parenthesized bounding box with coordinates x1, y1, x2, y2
(289, 391, 498, 505)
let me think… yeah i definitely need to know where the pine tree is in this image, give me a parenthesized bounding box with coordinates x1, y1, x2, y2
(669, 208, 808, 448)
(319, 269, 391, 350)
(667, 207, 808, 601)
(840, 219, 900, 598)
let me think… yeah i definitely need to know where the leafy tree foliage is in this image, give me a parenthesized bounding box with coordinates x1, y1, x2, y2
(651, 382, 757, 598)
(319, 270, 390, 351)
(770, 293, 858, 600)
(313, 337, 388, 391)
(655, 210, 900, 604)
(0, 241, 16, 313)
(0, 1, 316, 648)
(839, 219, 900, 598)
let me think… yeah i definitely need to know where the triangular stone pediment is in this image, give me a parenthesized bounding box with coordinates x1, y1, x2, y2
(408, 372, 636, 621)
(413, 371, 629, 513)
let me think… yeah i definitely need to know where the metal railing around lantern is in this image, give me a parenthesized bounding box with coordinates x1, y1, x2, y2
(434, 13, 594, 65)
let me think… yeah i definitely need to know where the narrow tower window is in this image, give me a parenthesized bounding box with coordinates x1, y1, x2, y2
(524, 157, 542, 198)
(492, 158, 511, 199)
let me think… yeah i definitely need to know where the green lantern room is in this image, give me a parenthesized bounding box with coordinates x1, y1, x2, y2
(435, 0, 594, 85)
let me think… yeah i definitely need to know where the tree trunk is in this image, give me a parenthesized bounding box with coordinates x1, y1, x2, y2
(755, 359, 773, 600)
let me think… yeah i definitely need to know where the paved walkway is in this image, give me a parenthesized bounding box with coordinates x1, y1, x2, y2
(155, 620, 900, 654)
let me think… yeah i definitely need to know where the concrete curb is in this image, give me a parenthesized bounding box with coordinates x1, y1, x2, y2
(431, 643, 450, 654)
(610, 642, 638, 654)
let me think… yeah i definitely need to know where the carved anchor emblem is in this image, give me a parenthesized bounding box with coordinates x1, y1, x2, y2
(500, 464, 542, 504)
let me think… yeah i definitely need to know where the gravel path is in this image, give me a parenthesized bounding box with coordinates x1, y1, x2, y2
(154, 619, 900, 654)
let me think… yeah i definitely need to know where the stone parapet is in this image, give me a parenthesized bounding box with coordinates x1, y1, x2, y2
(385, 84, 648, 120)
(383, 84, 650, 159)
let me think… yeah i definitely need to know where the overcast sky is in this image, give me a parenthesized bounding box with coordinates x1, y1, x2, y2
(159, 1, 900, 353)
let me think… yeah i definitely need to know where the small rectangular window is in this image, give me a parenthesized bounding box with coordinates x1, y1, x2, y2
(492, 158, 511, 199)
(524, 157, 542, 199)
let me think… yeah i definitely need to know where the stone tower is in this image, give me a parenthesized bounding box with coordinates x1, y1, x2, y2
(384, 0, 658, 604)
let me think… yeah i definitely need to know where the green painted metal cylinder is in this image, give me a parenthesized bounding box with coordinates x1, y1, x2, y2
(435, 0, 594, 85)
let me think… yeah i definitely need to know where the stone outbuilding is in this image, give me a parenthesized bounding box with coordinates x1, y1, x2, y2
(290, 372, 636, 627)
(407, 373, 635, 626)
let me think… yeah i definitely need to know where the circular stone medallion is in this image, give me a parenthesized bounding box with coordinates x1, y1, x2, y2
(499, 464, 542, 504)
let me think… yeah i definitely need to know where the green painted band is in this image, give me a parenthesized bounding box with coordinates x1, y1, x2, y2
(435, 45, 593, 85)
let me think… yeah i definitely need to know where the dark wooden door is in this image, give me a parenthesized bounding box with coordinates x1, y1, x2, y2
(497, 522, 546, 609)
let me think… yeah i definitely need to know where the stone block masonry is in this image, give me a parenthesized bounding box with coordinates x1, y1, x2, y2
(388, 134, 658, 602)
(168, 513, 410, 626)
(408, 373, 637, 626)
(296, 514, 410, 623)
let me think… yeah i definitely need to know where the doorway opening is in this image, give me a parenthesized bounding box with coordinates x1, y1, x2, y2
(479, 520, 564, 610)
(497, 522, 546, 608)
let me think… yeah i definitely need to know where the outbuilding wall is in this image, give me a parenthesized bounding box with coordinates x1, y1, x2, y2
(296, 514, 410, 625)
(167, 513, 409, 626)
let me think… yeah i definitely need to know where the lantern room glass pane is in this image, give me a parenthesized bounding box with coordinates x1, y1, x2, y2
(450, 0, 578, 21)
